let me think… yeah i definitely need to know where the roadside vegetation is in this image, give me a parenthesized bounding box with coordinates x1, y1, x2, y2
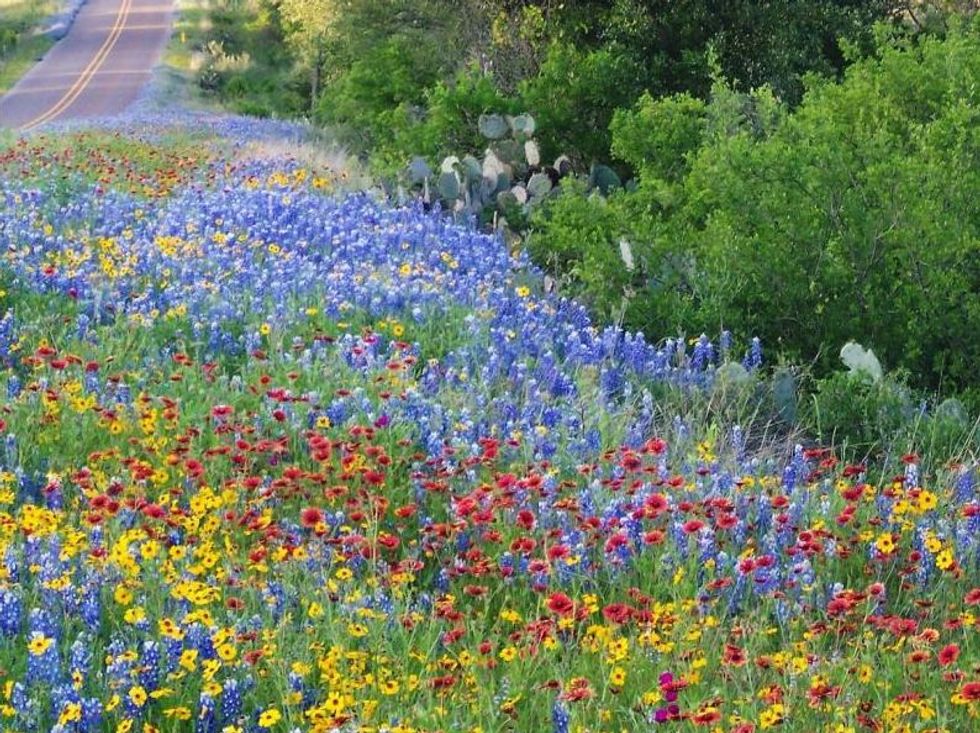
(167, 0, 980, 470)
(0, 3, 976, 730)
(0, 0, 59, 94)
(0, 121, 977, 732)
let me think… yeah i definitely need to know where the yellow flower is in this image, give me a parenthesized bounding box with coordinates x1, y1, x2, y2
(179, 648, 198, 671)
(609, 667, 627, 687)
(259, 323, 271, 336)
(916, 491, 938, 512)
(324, 691, 346, 714)
(124, 606, 146, 625)
(128, 686, 147, 708)
(875, 533, 896, 555)
(858, 664, 873, 683)
(936, 549, 955, 571)
(759, 704, 785, 729)
(217, 643, 237, 662)
(257, 708, 282, 728)
(347, 622, 368, 638)
(380, 679, 400, 696)
(203, 680, 223, 697)
(58, 702, 82, 725)
(27, 634, 54, 656)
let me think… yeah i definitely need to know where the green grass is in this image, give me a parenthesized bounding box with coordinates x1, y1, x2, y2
(162, 0, 308, 118)
(0, 0, 59, 94)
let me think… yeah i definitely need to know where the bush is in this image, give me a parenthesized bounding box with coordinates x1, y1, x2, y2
(807, 368, 979, 466)
(518, 42, 646, 166)
(610, 92, 707, 181)
(317, 35, 445, 148)
(807, 370, 914, 459)
(387, 65, 519, 163)
(530, 19, 980, 404)
(527, 181, 632, 319)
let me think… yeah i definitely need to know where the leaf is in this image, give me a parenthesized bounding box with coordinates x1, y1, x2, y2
(478, 113, 509, 140)
(524, 140, 541, 167)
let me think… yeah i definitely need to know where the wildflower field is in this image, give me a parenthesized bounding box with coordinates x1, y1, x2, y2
(0, 120, 977, 733)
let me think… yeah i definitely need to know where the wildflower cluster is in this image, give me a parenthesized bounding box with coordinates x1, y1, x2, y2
(0, 121, 975, 732)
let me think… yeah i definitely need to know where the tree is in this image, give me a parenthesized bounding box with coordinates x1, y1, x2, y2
(274, 0, 337, 112)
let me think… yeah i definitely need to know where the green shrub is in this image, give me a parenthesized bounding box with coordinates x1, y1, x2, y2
(528, 182, 641, 321)
(610, 92, 707, 181)
(530, 19, 980, 403)
(317, 35, 445, 149)
(389, 66, 519, 163)
(807, 370, 914, 458)
(806, 369, 979, 465)
(518, 42, 645, 166)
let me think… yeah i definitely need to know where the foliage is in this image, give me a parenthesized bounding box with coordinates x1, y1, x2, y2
(379, 65, 519, 170)
(313, 1, 467, 149)
(0, 0, 58, 94)
(196, 0, 308, 118)
(0, 121, 978, 732)
(808, 367, 979, 465)
(530, 19, 980, 405)
(518, 42, 646, 166)
(609, 92, 707, 181)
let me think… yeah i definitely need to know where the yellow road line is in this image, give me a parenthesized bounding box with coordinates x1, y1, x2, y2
(20, 0, 133, 131)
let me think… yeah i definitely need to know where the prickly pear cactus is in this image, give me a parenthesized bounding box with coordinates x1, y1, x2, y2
(406, 111, 625, 235)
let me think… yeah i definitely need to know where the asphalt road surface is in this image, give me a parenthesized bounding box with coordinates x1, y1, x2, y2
(0, 0, 175, 130)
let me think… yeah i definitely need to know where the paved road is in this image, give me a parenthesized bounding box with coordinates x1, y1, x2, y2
(0, 0, 174, 130)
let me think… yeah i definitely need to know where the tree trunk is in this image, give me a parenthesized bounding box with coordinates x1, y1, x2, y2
(310, 43, 324, 118)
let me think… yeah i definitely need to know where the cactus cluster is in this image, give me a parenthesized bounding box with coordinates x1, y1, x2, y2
(405, 112, 626, 236)
(406, 113, 571, 231)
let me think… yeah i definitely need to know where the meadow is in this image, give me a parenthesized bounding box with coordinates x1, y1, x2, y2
(0, 0, 64, 95)
(0, 117, 976, 733)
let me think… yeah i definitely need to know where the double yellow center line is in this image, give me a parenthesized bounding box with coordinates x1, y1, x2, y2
(20, 0, 133, 131)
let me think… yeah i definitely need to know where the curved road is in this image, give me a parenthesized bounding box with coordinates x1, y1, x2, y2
(0, 0, 175, 130)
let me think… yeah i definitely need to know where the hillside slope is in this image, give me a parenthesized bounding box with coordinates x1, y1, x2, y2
(0, 116, 976, 731)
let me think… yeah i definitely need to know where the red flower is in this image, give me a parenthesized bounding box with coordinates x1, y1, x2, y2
(547, 592, 575, 617)
(430, 674, 456, 690)
(547, 544, 570, 561)
(644, 493, 669, 516)
(376, 533, 399, 550)
(300, 507, 324, 528)
(516, 509, 536, 530)
(723, 644, 747, 666)
(141, 503, 165, 519)
(960, 681, 980, 701)
(559, 677, 593, 702)
(602, 603, 632, 625)
(682, 519, 705, 534)
(642, 437, 667, 455)
(965, 588, 980, 605)
(643, 530, 665, 545)
(691, 708, 721, 725)
(938, 643, 960, 667)
(604, 531, 629, 553)
(363, 470, 385, 485)
(621, 450, 643, 471)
